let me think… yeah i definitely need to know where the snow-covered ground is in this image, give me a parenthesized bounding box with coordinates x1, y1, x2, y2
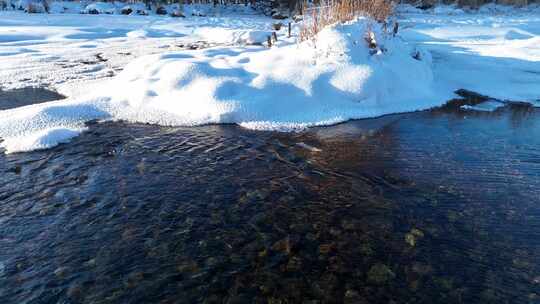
(0, 9, 270, 90)
(1, 6, 539, 153)
(399, 7, 540, 102)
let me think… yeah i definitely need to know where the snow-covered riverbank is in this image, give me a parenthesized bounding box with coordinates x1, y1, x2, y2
(1, 7, 539, 153)
(0, 10, 270, 91)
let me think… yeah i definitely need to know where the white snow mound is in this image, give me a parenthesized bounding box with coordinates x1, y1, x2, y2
(0, 18, 446, 153)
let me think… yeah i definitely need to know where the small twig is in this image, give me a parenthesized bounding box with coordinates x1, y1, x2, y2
(288, 22, 292, 38)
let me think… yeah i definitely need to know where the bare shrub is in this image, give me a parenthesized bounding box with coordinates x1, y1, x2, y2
(300, 0, 394, 41)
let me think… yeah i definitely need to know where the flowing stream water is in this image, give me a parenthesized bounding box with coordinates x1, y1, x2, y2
(0, 89, 539, 303)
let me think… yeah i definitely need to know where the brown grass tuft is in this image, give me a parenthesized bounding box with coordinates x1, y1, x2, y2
(300, 0, 394, 41)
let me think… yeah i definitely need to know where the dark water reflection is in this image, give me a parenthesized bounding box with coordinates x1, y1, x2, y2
(0, 104, 539, 303)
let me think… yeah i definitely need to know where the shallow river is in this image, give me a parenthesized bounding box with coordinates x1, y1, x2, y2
(0, 90, 539, 303)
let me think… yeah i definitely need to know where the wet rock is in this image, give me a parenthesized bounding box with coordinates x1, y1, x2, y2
(319, 244, 333, 255)
(285, 256, 302, 272)
(480, 289, 497, 302)
(411, 262, 433, 275)
(405, 233, 416, 246)
(417, 4, 433, 10)
(238, 189, 269, 204)
(329, 227, 342, 237)
(177, 260, 199, 273)
(54, 266, 69, 278)
(227, 294, 252, 304)
(410, 228, 424, 238)
(259, 281, 275, 295)
(67, 283, 82, 299)
(512, 257, 533, 270)
(120, 8, 132, 15)
(328, 256, 345, 273)
(446, 211, 459, 222)
(367, 263, 395, 284)
(272, 14, 288, 20)
(341, 219, 357, 231)
(344, 289, 363, 304)
(83, 258, 96, 268)
(306, 233, 317, 241)
(409, 280, 420, 292)
(434, 277, 454, 291)
(124, 271, 145, 289)
(205, 257, 220, 268)
(204, 294, 221, 303)
(156, 6, 167, 15)
(170, 10, 185, 18)
(359, 243, 373, 256)
(272, 236, 297, 254)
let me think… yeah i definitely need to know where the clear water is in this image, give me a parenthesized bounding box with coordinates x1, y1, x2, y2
(0, 93, 539, 303)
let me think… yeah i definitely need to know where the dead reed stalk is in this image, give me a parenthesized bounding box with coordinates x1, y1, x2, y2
(300, 0, 394, 41)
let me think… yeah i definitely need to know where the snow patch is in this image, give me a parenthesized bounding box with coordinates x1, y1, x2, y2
(461, 100, 504, 112)
(1, 127, 85, 153)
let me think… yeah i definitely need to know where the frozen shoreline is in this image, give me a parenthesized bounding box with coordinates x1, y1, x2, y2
(1, 6, 539, 153)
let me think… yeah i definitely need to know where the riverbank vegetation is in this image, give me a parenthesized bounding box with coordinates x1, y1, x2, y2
(299, 0, 394, 41)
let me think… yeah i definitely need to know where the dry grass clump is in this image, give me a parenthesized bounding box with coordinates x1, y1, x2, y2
(26, 2, 42, 13)
(300, 0, 394, 41)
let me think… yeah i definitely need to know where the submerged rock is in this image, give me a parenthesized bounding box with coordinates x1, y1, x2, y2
(405, 228, 425, 247)
(344, 289, 364, 304)
(54, 266, 69, 278)
(367, 263, 395, 284)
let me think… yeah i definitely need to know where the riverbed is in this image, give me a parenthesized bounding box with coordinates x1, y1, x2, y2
(1, 90, 539, 303)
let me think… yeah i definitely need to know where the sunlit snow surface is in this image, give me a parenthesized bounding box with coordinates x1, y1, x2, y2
(399, 7, 540, 101)
(1, 6, 540, 153)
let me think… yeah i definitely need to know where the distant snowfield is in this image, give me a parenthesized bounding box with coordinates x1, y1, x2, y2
(0, 6, 539, 153)
(398, 7, 540, 102)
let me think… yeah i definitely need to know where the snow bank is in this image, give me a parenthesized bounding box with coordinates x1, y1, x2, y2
(0, 18, 445, 153)
(1, 127, 84, 153)
(2, 10, 540, 154)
